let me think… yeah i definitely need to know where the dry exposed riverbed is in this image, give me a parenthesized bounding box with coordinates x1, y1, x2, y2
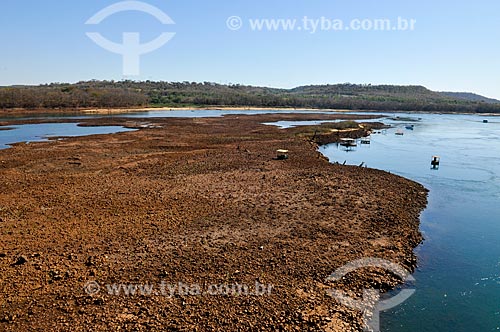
(0, 113, 427, 331)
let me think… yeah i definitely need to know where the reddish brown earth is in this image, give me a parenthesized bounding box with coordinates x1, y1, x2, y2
(0, 113, 427, 331)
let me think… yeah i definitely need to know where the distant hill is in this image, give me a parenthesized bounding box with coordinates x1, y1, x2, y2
(1, 81, 500, 114)
(439, 92, 500, 104)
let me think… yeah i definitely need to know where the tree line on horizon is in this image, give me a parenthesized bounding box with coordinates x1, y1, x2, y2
(0, 80, 499, 113)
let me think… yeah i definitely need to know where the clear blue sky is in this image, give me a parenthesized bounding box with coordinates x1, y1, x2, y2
(1, 0, 499, 98)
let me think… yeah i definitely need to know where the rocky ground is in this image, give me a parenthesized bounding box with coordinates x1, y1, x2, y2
(0, 113, 427, 331)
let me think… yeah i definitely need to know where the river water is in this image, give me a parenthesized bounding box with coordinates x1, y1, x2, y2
(0, 123, 135, 149)
(0, 110, 499, 330)
(318, 113, 500, 331)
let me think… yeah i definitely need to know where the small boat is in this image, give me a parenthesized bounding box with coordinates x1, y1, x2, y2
(431, 156, 440, 169)
(395, 130, 404, 136)
(360, 137, 371, 144)
(339, 138, 357, 147)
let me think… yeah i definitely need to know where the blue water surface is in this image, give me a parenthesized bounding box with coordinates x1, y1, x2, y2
(318, 113, 500, 331)
(0, 123, 135, 149)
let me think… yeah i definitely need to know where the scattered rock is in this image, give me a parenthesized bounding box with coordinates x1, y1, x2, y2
(49, 270, 63, 281)
(13, 255, 28, 266)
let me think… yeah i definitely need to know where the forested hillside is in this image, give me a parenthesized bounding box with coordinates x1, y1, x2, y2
(439, 92, 500, 104)
(1, 81, 499, 113)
